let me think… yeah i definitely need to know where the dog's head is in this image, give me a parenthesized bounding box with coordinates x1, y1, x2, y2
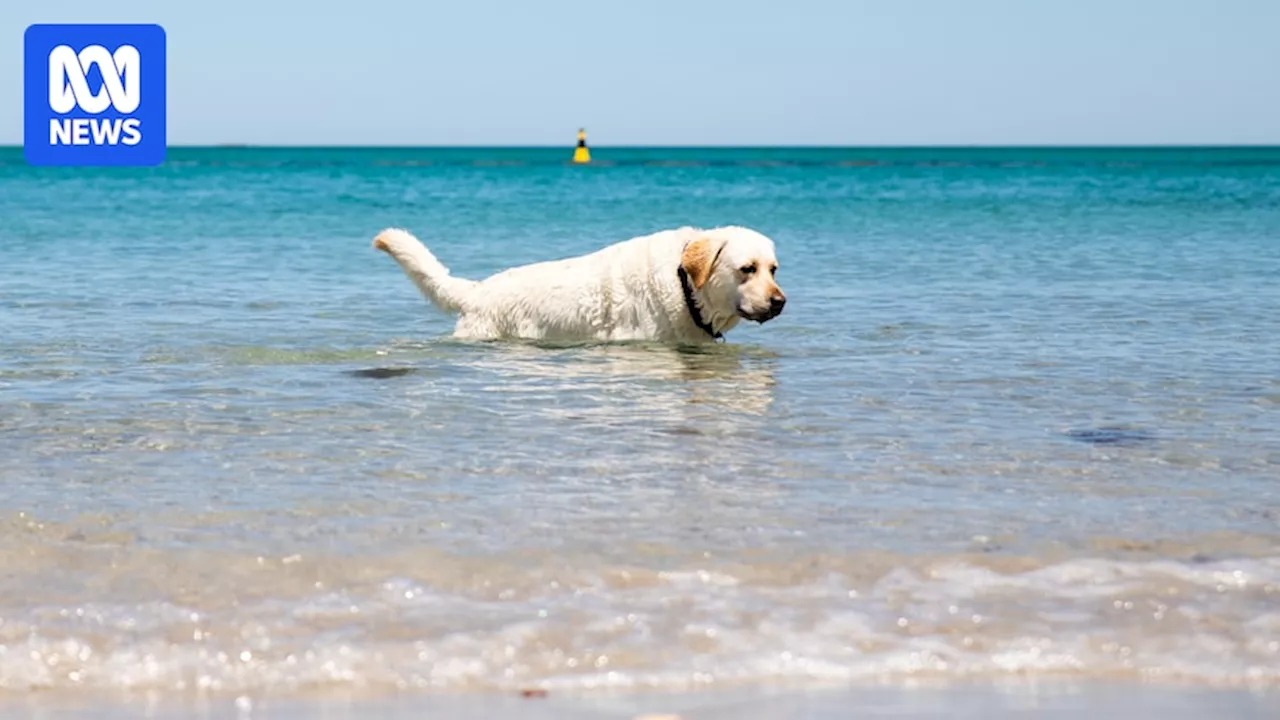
(680, 226, 786, 327)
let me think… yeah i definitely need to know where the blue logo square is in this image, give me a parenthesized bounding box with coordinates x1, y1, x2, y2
(24, 23, 167, 167)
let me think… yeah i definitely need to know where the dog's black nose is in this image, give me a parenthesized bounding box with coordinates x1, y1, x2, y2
(769, 293, 786, 315)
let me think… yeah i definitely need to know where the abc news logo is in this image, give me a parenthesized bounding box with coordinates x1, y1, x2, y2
(48, 44, 143, 147)
(24, 24, 167, 167)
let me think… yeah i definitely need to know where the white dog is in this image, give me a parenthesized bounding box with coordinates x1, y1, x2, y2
(371, 225, 786, 344)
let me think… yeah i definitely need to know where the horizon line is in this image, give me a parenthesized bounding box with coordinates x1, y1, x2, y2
(3, 142, 1280, 151)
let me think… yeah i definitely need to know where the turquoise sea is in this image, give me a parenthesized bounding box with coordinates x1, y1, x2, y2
(1, 146, 1279, 711)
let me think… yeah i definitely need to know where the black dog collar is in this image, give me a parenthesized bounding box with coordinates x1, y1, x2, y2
(677, 265, 722, 340)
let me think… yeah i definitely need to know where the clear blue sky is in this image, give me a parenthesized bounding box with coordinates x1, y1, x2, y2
(5, 0, 1277, 146)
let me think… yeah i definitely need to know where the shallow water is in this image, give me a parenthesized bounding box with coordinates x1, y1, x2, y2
(1, 146, 1279, 699)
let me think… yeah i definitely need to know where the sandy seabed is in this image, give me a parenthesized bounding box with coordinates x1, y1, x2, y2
(4, 681, 1278, 720)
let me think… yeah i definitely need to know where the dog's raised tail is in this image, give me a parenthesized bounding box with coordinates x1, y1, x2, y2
(372, 228, 476, 313)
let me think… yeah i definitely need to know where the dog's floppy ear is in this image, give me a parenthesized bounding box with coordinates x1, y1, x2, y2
(680, 237, 727, 290)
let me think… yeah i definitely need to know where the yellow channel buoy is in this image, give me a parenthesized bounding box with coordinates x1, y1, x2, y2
(572, 128, 591, 164)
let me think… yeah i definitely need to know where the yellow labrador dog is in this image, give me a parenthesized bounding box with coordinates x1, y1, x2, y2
(372, 225, 786, 344)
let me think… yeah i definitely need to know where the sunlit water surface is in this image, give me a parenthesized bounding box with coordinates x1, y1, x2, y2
(1, 147, 1278, 699)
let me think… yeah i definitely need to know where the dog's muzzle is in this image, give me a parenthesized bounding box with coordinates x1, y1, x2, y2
(741, 293, 787, 323)
(768, 293, 786, 318)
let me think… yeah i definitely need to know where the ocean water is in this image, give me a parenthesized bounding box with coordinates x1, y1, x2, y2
(1, 146, 1279, 703)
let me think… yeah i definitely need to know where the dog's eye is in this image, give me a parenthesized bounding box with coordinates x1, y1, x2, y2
(740, 264, 757, 275)
(770, 265, 778, 275)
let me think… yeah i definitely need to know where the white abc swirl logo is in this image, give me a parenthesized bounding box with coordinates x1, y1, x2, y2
(48, 44, 140, 114)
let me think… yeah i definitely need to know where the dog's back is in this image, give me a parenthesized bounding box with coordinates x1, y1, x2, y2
(453, 230, 687, 342)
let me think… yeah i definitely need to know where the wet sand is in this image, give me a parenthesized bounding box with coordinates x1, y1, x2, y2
(5, 681, 1278, 719)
